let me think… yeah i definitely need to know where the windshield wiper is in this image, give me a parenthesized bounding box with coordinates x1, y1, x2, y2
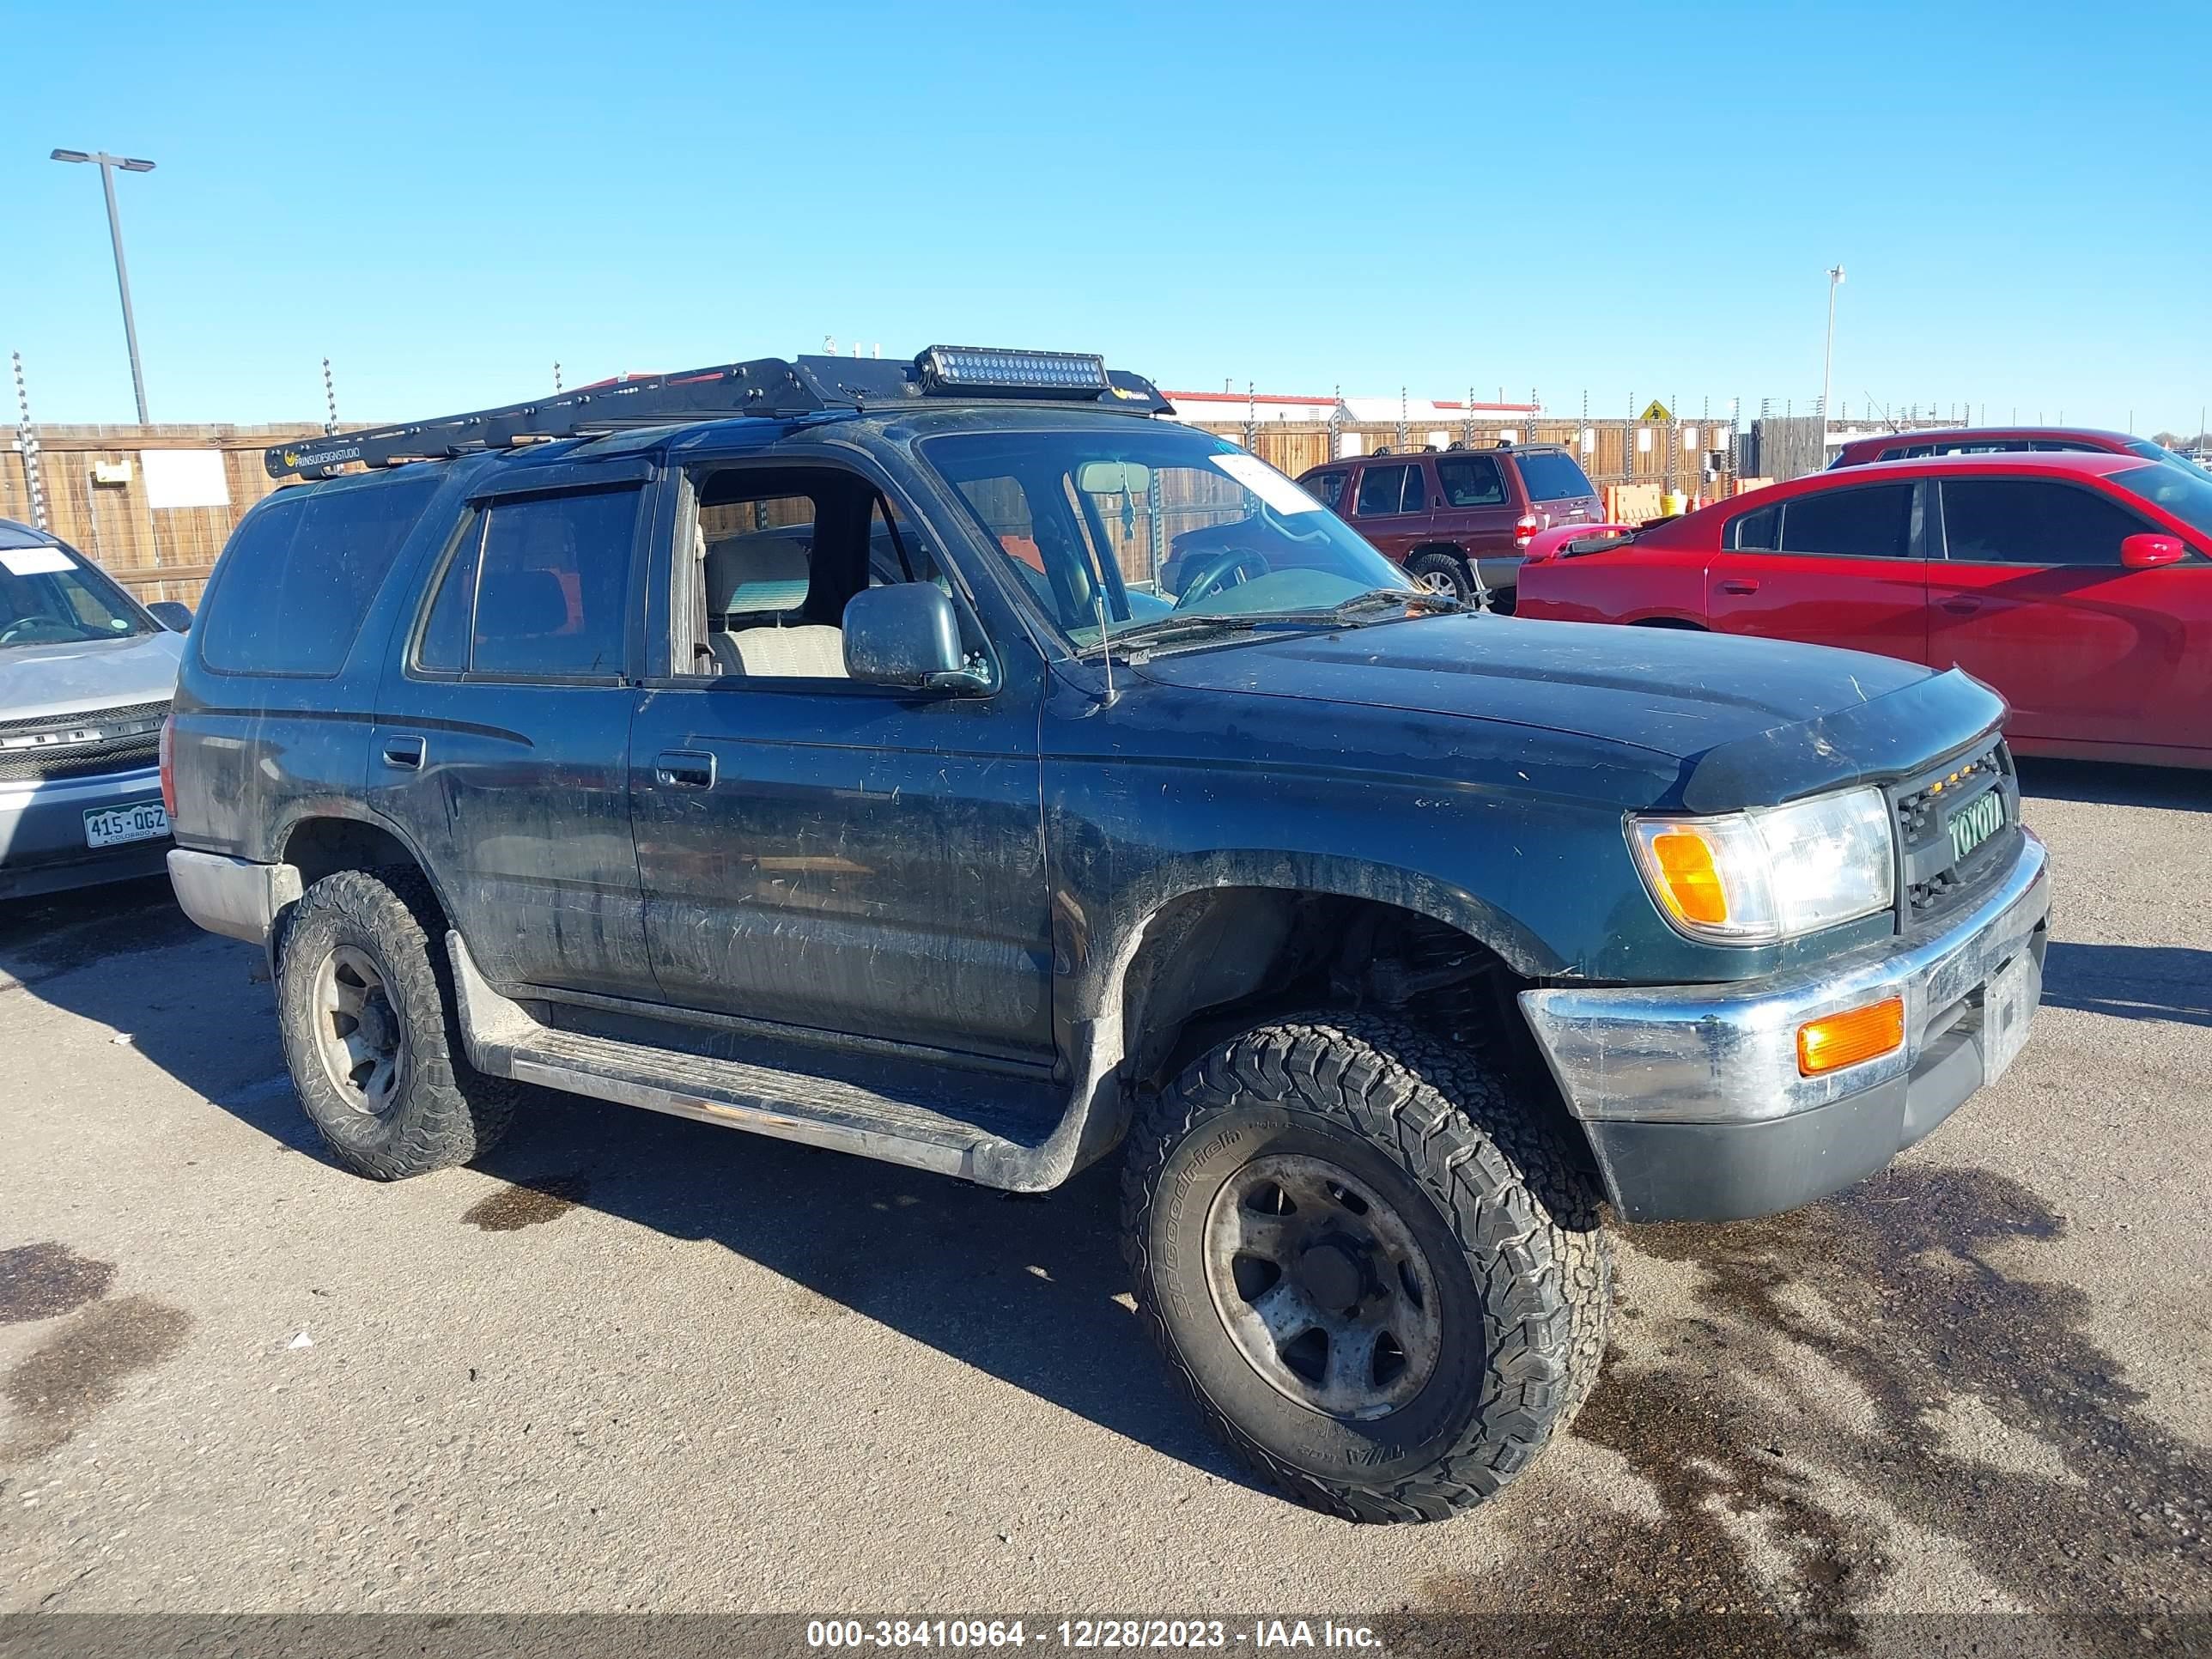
(1100, 589, 1457, 658)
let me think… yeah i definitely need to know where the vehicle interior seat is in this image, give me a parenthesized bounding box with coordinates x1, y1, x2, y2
(703, 529, 846, 678)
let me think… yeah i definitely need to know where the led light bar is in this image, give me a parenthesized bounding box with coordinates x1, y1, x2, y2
(917, 345, 1109, 398)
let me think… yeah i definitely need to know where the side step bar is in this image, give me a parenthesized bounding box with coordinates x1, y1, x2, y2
(446, 933, 1128, 1192)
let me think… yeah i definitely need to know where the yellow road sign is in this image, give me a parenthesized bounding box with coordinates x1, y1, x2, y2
(1639, 400, 1672, 422)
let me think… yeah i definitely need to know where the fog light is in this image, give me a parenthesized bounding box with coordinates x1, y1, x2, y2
(1796, 997, 1905, 1076)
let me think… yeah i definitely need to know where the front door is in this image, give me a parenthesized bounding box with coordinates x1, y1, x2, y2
(627, 459, 1054, 1060)
(368, 471, 656, 998)
(1928, 475, 2212, 753)
(1706, 478, 1930, 664)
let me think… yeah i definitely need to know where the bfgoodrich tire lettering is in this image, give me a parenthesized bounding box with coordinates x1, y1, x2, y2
(1121, 1016, 1609, 1522)
(277, 867, 515, 1180)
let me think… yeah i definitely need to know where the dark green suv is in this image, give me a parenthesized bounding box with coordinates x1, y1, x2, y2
(166, 347, 2051, 1521)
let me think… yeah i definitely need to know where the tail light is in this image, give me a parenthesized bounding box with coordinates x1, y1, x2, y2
(1514, 514, 1540, 549)
(160, 714, 177, 818)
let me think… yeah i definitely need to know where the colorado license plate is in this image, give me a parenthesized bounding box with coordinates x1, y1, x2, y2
(1981, 951, 2038, 1085)
(83, 802, 169, 848)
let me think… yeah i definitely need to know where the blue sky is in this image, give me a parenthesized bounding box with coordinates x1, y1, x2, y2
(4, 2, 2208, 433)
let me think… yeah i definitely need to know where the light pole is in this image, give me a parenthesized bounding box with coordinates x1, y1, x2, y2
(1820, 264, 1845, 428)
(50, 149, 156, 423)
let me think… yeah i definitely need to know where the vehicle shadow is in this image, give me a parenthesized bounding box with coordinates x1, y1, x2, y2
(2015, 756, 2212, 811)
(2041, 940, 2212, 1028)
(462, 1089, 1257, 1492)
(0, 873, 196, 992)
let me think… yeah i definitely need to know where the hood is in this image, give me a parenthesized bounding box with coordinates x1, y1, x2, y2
(1130, 615, 2004, 811)
(0, 629, 185, 721)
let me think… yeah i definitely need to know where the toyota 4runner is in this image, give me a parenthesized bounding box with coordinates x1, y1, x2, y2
(166, 347, 2051, 1522)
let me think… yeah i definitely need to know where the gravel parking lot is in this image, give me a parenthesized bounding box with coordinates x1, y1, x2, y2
(2, 760, 2207, 1653)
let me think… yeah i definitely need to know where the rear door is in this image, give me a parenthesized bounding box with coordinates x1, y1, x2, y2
(1705, 479, 1930, 664)
(1346, 459, 1432, 562)
(1928, 475, 2212, 753)
(368, 466, 657, 999)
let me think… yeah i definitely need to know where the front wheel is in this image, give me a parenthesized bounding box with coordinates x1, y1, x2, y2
(1121, 1017, 1609, 1522)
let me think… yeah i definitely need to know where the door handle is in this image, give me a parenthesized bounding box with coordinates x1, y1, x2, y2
(1940, 597, 1983, 615)
(653, 750, 715, 788)
(380, 736, 426, 770)
(1718, 579, 1760, 595)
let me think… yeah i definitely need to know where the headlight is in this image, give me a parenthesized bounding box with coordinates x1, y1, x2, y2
(1630, 786, 1894, 944)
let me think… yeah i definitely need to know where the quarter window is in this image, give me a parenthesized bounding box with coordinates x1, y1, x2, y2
(1728, 503, 1778, 550)
(203, 477, 437, 676)
(1778, 483, 1915, 559)
(1940, 479, 2149, 566)
(1436, 455, 1506, 507)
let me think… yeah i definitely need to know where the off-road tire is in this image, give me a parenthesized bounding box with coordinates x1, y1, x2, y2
(1121, 1015, 1609, 1522)
(276, 866, 516, 1180)
(1406, 550, 1474, 605)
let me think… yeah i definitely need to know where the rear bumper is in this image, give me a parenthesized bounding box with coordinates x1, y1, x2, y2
(167, 849, 301, 946)
(1520, 831, 2051, 1222)
(0, 764, 170, 900)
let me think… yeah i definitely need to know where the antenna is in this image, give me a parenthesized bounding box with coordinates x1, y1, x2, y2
(1093, 588, 1116, 703)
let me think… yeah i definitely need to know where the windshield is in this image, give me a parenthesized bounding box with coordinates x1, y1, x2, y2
(0, 538, 150, 647)
(2113, 460, 2212, 539)
(920, 426, 1414, 647)
(2125, 440, 2212, 485)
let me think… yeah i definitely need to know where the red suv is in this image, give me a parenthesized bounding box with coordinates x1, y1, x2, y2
(1516, 452, 2212, 769)
(1297, 445, 1603, 610)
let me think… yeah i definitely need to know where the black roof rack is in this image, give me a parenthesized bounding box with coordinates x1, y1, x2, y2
(264, 346, 1170, 479)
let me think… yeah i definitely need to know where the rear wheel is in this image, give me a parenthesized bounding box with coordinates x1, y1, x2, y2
(1405, 550, 1474, 604)
(276, 867, 515, 1180)
(1121, 1016, 1610, 1522)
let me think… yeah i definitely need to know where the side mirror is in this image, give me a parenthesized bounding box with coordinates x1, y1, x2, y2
(2120, 533, 2187, 569)
(842, 584, 986, 692)
(147, 600, 193, 631)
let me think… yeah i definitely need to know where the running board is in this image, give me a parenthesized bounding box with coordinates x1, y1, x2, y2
(445, 933, 1127, 1191)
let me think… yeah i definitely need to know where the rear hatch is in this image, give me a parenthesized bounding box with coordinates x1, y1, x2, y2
(1512, 449, 1604, 531)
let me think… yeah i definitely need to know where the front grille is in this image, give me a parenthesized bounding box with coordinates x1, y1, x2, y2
(1888, 739, 2019, 929)
(0, 700, 168, 784)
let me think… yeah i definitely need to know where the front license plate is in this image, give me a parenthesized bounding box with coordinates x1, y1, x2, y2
(1946, 787, 2007, 864)
(82, 802, 169, 849)
(1981, 951, 2038, 1085)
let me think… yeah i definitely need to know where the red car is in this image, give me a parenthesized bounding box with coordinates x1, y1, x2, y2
(1516, 452, 2212, 769)
(1828, 424, 2203, 471)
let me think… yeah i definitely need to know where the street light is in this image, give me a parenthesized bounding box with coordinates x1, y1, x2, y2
(51, 148, 157, 423)
(1819, 264, 1845, 429)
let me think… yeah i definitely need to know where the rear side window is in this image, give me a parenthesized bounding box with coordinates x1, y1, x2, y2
(1356, 464, 1415, 516)
(1940, 479, 2148, 567)
(1728, 504, 1779, 550)
(1778, 483, 1915, 559)
(1515, 452, 1597, 502)
(1436, 455, 1506, 507)
(201, 477, 437, 676)
(417, 486, 640, 678)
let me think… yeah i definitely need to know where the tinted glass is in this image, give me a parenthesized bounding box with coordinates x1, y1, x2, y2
(1516, 452, 1597, 501)
(1779, 483, 1914, 558)
(1401, 465, 1427, 513)
(468, 487, 638, 676)
(416, 516, 483, 672)
(1941, 479, 2148, 566)
(1306, 471, 1348, 510)
(1729, 504, 1779, 550)
(1356, 465, 1411, 516)
(202, 477, 437, 675)
(1437, 455, 1505, 507)
(2109, 461, 2212, 538)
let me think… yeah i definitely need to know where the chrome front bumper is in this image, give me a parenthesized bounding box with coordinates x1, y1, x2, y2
(1519, 831, 2051, 1220)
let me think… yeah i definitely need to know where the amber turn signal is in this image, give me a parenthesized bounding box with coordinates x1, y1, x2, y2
(1647, 830, 1729, 926)
(1796, 997, 1905, 1077)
